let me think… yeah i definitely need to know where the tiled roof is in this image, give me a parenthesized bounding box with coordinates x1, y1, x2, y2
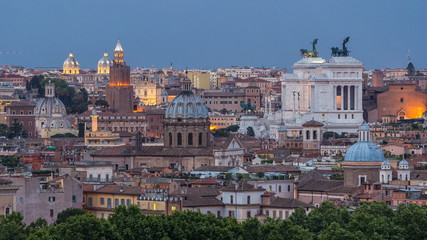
(89, 185, 144, 195)
(193, 166, 234, 172)
(221, 182, 265, 192)
(245, 165, 301, 173)
(266, 197, 313, 208)
(302, 120, 324, 127)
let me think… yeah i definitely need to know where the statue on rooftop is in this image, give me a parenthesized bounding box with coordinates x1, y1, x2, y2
(331, 37, 351, 57)
(300, 38, 319, 58)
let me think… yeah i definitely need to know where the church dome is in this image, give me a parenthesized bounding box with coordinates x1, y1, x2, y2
(35, 97, 67, 117)
(165, 91, 208, 119)
(42, 118, 72, 129)
(98, 52, 112, 67)
(344, 141, 385, 162)
(63, 53, 79, 67)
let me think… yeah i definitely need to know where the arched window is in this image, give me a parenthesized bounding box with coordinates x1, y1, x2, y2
(313, 130, 317, 140)
(247, 195, 251, 204)
(4, 206, 11, 216)
(188, 133, 193, 146)
(306, 130, 310, 140)
(177, 133, 182, 146)
(198, 133, 203, 146)
(230, 195, 233, 204)
(169, 132, 173, 145)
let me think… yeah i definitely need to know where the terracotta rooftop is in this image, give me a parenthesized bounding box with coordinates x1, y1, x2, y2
(244, 165, 301, 173)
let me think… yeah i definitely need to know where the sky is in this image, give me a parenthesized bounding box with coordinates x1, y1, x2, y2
(0, 0, 426, 70)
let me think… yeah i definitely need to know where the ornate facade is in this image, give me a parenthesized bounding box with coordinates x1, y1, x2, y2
(164, 77, 210, 148)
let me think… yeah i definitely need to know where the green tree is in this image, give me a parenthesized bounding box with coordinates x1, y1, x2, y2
(246, 126, 255, 137)
(0, 124, 11, 138)
(318, 222, 359, 240)
(306, 202, 350, 234)
(407, 62, 415, 76)
(95, 99, 109, 108)
(55, 208, 87, 225)
(0, 212, 28, 240)
(9, 120, 27, 138)
(48, 214, 119, 240)
(0, 156, 21, 168)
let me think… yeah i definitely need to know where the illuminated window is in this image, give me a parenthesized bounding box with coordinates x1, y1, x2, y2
(171, 206, 176, 211)
(153, 203, 157, 210)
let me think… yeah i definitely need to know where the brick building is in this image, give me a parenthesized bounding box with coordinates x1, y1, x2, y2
(5, 101, 36, 137)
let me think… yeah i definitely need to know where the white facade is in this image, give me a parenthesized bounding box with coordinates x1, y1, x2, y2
(248, 180, 294, 198)
(280, 56, 364, 133)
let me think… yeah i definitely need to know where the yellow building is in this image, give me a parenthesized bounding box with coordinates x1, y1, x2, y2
(63, 53, 80, 74)
(97, 52, 112, 74)
(84, 109, 124, 147)
(187, 72, 211, 89)
(134, 81, 161, 106)
(209, 113, 237, 130)
(83, 185, 181, 218)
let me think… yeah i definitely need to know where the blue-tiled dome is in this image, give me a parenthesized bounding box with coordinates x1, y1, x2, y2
(165, 91, 208, 119)
(344, 141, 385, 162)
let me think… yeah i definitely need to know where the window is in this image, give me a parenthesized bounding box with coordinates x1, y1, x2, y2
(228, 210, 234, 218)
(247, 211, 251, 218)
(48, 196, 56, 202)
(172, 206, 177, 211)
(20, 110, 24, 114)
(188, 133, 193, 146)
(230, 195, 234, 204)
(198, 133, 203, 145)
(400, 97, 404, 103)
(169, 132, 173, 145)
(288, 185, 291, 192)
(88, 197, 92, 207)
(107, 198, 112, 208)
(100, 198, 105, 205)
(115, 199, 119, 208)
(50, 209, 54, 217)
(177, 133, 182, 146)
(4, 206, 11, 216)
(306, 130, 310, 140)
(247, 195, 251, 204)
(266, 210, 270, 216)
(72, 195, 76, 203)
(126, 199, 131, 206)
(338, 114, 340, 119)
(279, 185, 282, 192)
(153, 203, 157, 210)
(313, 130, 317, 140)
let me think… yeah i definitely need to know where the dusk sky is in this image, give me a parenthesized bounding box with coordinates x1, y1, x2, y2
(0, 0, 426, 70)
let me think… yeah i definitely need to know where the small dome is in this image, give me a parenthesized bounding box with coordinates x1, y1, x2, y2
(161, 90, 168, 96)
(63, 53, 79, 67)
(382, 159, 391, 166)
(98, 52, 112, 67)
(399, 158, 409, 166)
(344, 141, 385, 162)
(359, 123, 370, 131)
(165, 91, 208, 119)
(35, 97, 67, 117)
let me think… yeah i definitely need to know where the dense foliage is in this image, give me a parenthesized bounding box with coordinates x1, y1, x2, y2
(212, 125, 240, 137)
(27, 76, 89, 114)
(0, 123, 26, 139)
(2, 202, 427, 240)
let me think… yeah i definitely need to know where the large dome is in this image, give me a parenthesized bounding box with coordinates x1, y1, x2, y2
(165, 91, 208, 119)
(63, 53, 79, 67)
(35, 97, 67, 117)
(344, 141, 385, 162)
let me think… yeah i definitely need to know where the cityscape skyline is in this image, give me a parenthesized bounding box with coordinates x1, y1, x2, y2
(1, 0, 426, 70)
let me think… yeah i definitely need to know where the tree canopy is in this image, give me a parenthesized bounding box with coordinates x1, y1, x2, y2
(28, 76, 89, 114)
(0, 202, 425, 240)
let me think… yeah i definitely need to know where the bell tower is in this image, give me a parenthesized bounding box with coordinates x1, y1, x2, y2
(106, 40, 133, 113)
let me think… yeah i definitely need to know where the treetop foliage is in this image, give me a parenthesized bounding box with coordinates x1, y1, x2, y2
(2, 202, 427, 240)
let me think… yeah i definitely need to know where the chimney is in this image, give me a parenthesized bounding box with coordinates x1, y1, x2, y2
(293, 181, 299, 200)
